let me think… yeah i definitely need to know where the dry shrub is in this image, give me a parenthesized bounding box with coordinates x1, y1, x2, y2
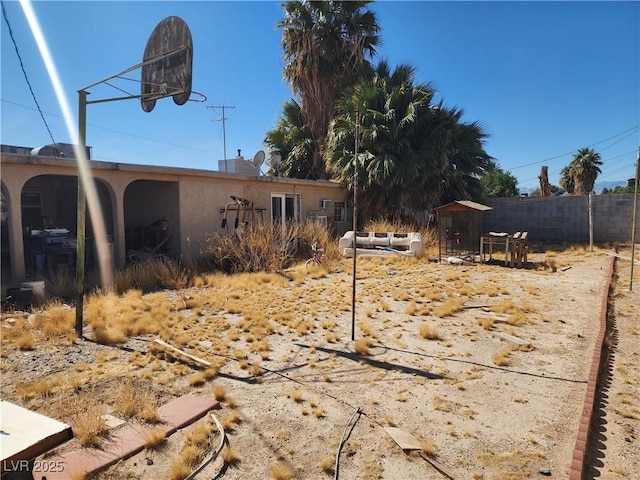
(44, 269, 76, 300)
(297, 219, 341, 264)
(15, 377, 56, 400)
(492, 345, 516, 366)
(115, 257, 191, 293)
(363, 218, 414, 234)
(222, 446, 240, 465)
(203, 221, 300, 273)
(285, 389, 304, 403)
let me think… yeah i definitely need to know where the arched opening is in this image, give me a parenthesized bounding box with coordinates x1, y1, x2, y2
(1, 184, 11, 284)
(124, 180, 179, 260)
(20, 175, 114, 279)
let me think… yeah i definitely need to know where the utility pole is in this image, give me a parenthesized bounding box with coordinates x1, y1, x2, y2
(630, 147, 639, 291)
(208, 105, 235, 172)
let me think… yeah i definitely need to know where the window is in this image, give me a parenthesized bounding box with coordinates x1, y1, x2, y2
(334, 201, 347, 222)
(271, 193, 301, 224)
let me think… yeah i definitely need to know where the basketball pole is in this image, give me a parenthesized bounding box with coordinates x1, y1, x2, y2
(75, 91, 87, 336)
(74, 42, 195, 336)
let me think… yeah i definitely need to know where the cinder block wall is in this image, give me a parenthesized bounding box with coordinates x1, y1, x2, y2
(484, 194, 639, 243)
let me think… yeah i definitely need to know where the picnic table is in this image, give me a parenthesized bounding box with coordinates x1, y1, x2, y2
(480, 231, 528, 267)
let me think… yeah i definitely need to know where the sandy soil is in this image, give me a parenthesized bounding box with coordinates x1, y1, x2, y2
(1, 245, 638, 480)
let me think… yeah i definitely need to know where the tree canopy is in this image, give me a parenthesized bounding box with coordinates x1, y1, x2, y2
(325, 61, 493, 220)
(266, 1, 497, 221)
(277, 0, 380, 179)
(480, 160, 518, 197)
(560, 148, 603, 195)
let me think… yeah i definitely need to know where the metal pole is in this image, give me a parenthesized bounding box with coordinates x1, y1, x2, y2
(75, 91, 87, 336)
(588, 192, 593, 253)
(630, 147, 639, 291)
(351, 113, 360, 341)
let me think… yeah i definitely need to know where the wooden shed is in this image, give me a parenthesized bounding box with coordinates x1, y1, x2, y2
(434, 200, 492, 260)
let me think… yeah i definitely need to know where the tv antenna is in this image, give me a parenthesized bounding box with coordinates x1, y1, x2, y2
(208, 104, 235, 172)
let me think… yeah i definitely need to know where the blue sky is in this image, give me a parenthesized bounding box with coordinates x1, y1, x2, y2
(1, 1, 638, 191)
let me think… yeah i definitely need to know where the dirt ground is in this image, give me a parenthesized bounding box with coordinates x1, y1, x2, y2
(1, 244, 638, 480)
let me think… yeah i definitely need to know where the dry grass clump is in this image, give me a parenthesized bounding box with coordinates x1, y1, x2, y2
(16, 332, 35, 350)
(354, 337, 374, 355)
(212, 383, 227, 401)
(169, 420, 214, 480)
(270, 462, 294, 480)
(477, 317, 495, 330)
(115, 257, 191, 293)
(318, 454, 335, 472)
(419, 323, 441, 340)
(285, 389, 305, 403)
(69, 401, 109, 448)
(111, 381, 159, 422)
(363, 218, 414, 234)
(144, 428, 167, 449)
(15, 377, 57, 400)
(492, 344, 518, 366)
(433, 297, 464, 318)
(420, 439, 438, 457)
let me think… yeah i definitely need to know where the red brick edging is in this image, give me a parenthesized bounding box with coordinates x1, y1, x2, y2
(568, 250, 616, 479)
(32, 394, 220, 480)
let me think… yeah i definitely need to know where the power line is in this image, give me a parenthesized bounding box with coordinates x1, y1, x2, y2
(1, 1, 57, 148)
(1, 98, 216, 155)
(508, 125, 640, 171)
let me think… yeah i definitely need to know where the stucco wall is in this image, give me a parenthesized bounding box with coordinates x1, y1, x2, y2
(484, 194, 639, 243)
(1, 154, 348, 282)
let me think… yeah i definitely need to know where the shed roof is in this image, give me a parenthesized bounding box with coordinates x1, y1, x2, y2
(434, 200, 492, 212)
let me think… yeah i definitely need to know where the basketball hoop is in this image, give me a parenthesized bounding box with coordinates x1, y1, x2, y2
(141, 16, 193, 112)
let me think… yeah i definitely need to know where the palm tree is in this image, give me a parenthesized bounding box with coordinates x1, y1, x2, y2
(568, 148, 603, 194)
(278, 1, 380, 179)
(559, 165, 575, 194)
(263, 100, 314, 177)
(326, 61, 492, 220)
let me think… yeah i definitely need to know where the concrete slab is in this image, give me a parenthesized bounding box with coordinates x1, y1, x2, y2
(0, 400, 73, 475)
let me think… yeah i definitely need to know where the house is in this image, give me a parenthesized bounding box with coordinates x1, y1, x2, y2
(0, 145, 350, 286)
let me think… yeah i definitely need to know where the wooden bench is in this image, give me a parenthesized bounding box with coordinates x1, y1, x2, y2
(509, 231, 528, 268)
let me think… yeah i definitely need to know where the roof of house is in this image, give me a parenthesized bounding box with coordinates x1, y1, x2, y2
(434, 200, 493, 212)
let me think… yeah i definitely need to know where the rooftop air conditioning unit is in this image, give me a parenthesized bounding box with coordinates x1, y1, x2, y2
(319, 199, 332, 209)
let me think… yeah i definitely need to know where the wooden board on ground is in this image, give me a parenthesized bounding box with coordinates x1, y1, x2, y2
(383, 427, 422, 450)
(154, 338, 211, 368)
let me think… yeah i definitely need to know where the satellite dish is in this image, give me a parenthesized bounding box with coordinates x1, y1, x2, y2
(267, 154, 282, 176)
(253, 150, 265, 171)
(141, 16, 193, 113)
